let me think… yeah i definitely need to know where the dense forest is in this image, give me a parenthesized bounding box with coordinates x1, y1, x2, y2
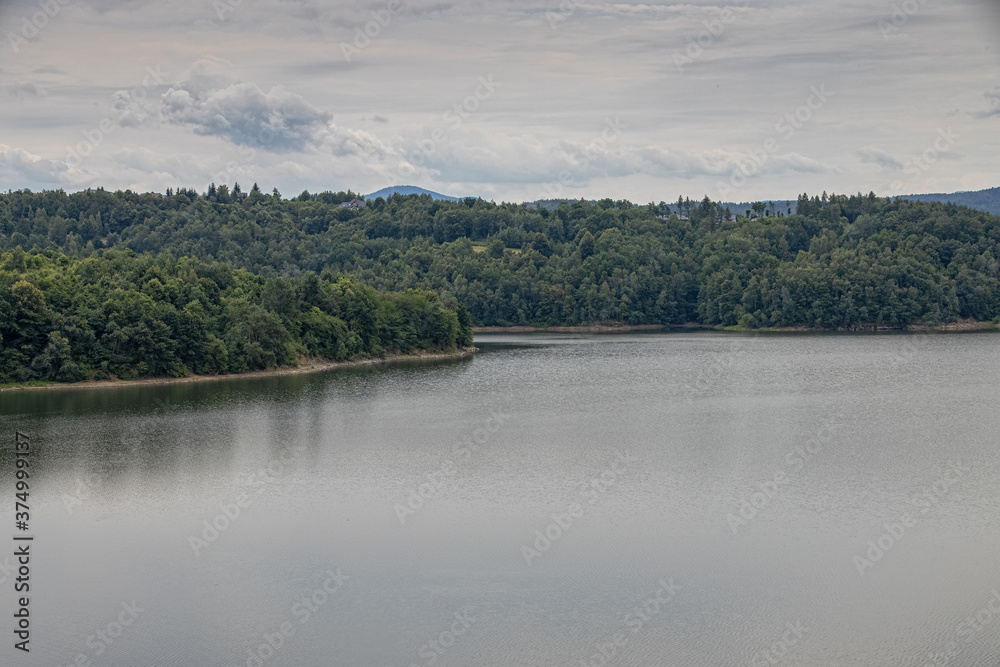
(902, 186, 1000, 216)
(0, 247, 471, 383)
(2, 186, 999, 368)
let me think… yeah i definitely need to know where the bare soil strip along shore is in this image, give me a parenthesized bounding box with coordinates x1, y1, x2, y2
(0, 348, 477, 393)
(474, 319, 998, 334)
(472, 325, 674, 333)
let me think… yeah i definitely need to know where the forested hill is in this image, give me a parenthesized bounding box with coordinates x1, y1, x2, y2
(2, 188, 1000, 336)
(901, 186, 1000, 216)
(0, 248, 472, 384)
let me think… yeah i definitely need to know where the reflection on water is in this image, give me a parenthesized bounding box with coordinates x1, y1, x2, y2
(2, 333, 1000, 666)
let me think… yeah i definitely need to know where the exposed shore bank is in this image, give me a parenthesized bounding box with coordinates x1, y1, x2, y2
(0, 348, 477, 392)
(473, 319, 999, 334)
(473, 324, 674, 333)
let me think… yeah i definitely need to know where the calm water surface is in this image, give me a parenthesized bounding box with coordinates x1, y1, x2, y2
(2, 332, 1000, 666)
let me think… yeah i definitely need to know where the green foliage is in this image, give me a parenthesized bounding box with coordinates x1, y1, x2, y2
(0, 248, 470, 383)
(1, 187, 999, 336)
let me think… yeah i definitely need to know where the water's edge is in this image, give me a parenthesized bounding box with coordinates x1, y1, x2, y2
(0, 347, 477, 393)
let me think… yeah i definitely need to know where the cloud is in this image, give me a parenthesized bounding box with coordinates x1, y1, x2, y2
(159, 59, 334, 152)
(979, 86, 1000, 118)
(0, 0, 995, 200)
(112, 89, 159, 128)
(4, 81, 45, 99)
(396, 126, 833, 188)
(323, 125, 394, 159)
(856, 146, 903, 169)
(0, 144, 72, 186)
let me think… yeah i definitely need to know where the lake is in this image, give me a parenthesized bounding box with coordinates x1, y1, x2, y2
(3, 331, 1000, 666)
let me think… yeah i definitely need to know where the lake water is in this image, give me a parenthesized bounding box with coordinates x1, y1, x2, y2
(3, 331, 1000, 666)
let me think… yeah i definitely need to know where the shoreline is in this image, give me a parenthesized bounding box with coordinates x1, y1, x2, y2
(0, 347, 477, 393)
(472, 324, 676, 333)
(473, 319, 999, 334)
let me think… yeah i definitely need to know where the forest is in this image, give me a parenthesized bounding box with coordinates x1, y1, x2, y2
(1, 184, 999, 382)
(0, 246, 471, 383)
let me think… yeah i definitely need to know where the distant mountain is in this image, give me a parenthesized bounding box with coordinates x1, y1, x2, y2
(593, 189, 1000, 218)
(718, 189, 1000, 217)
(527, 198, 597, 210)
(365, 185, 462, 202)
(900, 187, 1000, 216)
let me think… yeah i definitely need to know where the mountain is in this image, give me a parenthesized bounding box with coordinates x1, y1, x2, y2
(549, 188, 1000, 218)
(527, 198, 598, 210)
(365, 185, 462, 202)
(900, 186, 1000, 216)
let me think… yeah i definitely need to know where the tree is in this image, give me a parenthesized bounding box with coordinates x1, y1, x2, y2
(530, 232, 552, 257)
(578, 230, 595, 259)
(486, 238, 504, 259)
(31, 331, 82, 381)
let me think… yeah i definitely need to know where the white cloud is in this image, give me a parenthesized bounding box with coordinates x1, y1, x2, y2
(0, 144, 72, 187)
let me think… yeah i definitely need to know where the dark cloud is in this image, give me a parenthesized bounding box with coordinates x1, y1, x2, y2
(159, 60, 333, 152)
(980, 86, 1000, 118)
(5, 81, 45, 98)
(856, 146, 903, 169)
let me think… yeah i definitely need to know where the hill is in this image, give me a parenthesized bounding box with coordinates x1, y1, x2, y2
(3, 188, 1000, 334)
(365, 185, 462, 202)
(900, 186, 1000, 216)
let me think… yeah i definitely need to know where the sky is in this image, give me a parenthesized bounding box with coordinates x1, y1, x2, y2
(0, 0, 998, 204)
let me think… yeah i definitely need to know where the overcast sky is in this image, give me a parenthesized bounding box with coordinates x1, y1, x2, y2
(0, 0, 997, 203)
